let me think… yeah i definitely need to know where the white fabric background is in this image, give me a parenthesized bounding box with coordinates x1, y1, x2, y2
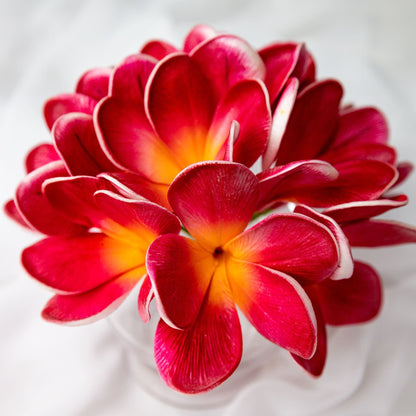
(0, 0, 415, 414)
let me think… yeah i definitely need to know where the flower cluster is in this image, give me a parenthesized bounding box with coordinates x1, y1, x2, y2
(5, 25, 416, 394)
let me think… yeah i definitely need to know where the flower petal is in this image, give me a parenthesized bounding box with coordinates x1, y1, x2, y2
(331, 107, 388, 148)
(15, 161, 84, 236)
(22, 234, 144, 294)
(342, 220, 416, 247)
(53, 113, 119, 176)
(43, 176, 114, 228)
(140, 40, 178, 60)
(321, 142, 397, 166)
(275, 80, 343, 165)
(4, 199, 32, 229)
(292, 160, 398, 208)
(291, 294, 326, 376)
(168, 161, 259, 249)
(294, 205, 353, 280)
(146, 234, 216, 329)
(183, 24, 218, 53)
(262, 77, 299, 170)
(154, 269, 242, 394)
(75, 67, 111, 101)
(323, 195, 408, 223)
(226, 213, 339, 283)
(317, 261, 382, 325)
(208, 79, 271, 167)
(146, 53, 215, 167)
(394, 161, 413, 187)
(220, 121, 239, 162)
(259, 42, 302, 104)
(110, 54, 157, 102)
(95, 96, 180, 183)
(227, 260, 316, 358)
(44, 93, 97, 130)
(191, 34, 265, 101)
(137, 275, 154, 323)
(257, 160, 339, 211)
(25, 143, 60, 173)
(99, 172, 170, 209)
(94, 190, 181, 246)
(42, 267, 144, 325)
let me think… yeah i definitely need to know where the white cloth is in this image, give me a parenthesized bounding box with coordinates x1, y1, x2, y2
(1, 0, 415, 414)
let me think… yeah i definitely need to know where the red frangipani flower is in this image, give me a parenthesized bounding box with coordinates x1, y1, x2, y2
(21, 176, 180, 324)
(4, 25, 416, 396)
(146, 161, 350, 393)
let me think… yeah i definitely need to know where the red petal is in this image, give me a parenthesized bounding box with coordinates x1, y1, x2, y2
(323, 195, 408, 223)
(168, 161, 259, 250)
(154, 271, 242, 394)
(293, 160, 398, 208)
(22, 234, 144, 294)
(191, 34, 265, 101)
(99, 172, 170, 209)
(228, 260, 317, 358)
(292, 44, 316, 89)
(257, 160, 339, 211)
(262, 77, 299, 170)
(275, 80, 343, 165)
(226, 213, 339, 283)
(294, 205, 353, 281)
(94, 190, 181, 244)
(53, 113, 119, 176)
(75, 67, 111, 101)
(259, 42, 302, 104)
(43, 176, 114, 229)
(317, 261, 382, 325)
(42, 267, 143, 325)
(291, 290, 326, 376)
(183, 24, 218, 53)
(25, 143, 60, 173)
(321, 142, 397, 165)
(146, 53, 215, 167)
(331, 107, 388, 148)
(140, 40, 178, 60)
(15, 161, 84, 236)
(44, 93, 97, 130)
(95, 97, 179, 183)
(209, 79, 271, 167)
(220, 121, 239, 162)
(342, 219, 416, 247)
(146, 234, 216, 329)
(110, 54, 156, 102)
(137, 275, 154, 323)
(4, 199, 32, 229)
(393, 161, 413, 188)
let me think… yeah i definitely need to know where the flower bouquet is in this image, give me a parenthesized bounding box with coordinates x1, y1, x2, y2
(5, 25, 416, 395)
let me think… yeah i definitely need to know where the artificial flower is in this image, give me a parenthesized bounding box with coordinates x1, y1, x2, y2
(146, 161, 349, 393)
(21, 176, 180, 324)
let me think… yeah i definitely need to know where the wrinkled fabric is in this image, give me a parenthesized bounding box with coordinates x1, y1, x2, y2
(1, 0, 415, 415)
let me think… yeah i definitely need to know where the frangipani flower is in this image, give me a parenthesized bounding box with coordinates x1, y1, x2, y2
(258, 81, 400, 209)
(94, 38, 269, 207)
(21, 176, 180, 324)
(146, 161, 349, 393)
